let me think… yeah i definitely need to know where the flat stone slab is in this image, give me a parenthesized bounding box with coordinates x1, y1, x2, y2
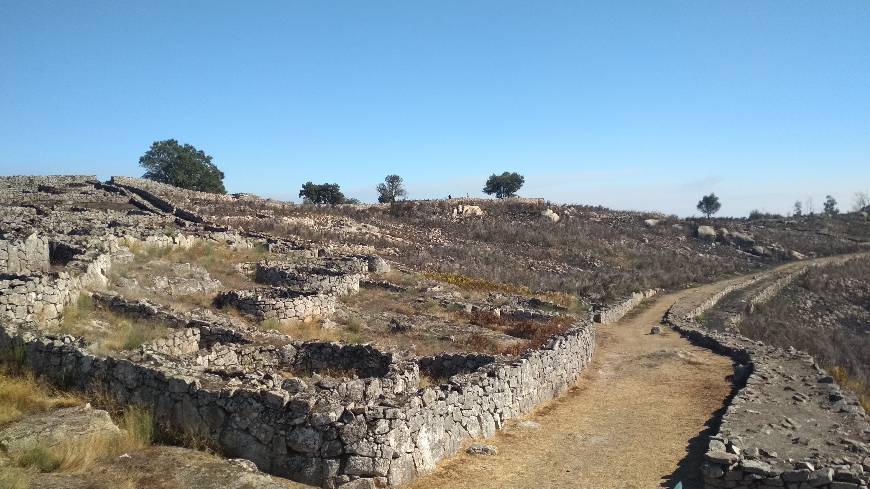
(0, 404, 120, 455)
(28, 446, 300, 489)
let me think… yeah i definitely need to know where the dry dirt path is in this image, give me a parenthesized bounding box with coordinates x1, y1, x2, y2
(407, 284, 738, 489)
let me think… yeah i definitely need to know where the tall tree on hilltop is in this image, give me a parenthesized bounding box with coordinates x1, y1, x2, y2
(376, 175, 407, 203)
(696, 193, 721, 218)
(139, 139, 226, 194)
(483, 171, 525, 198)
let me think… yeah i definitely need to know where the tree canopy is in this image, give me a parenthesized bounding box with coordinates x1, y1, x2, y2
(696, 193, 721, 218)
(139, 139, 226, 194)
(299, 182, 345, 205)
(376, 174, 408, 203)
(823, 195, 839, 216)
(483, 172, 525, 198)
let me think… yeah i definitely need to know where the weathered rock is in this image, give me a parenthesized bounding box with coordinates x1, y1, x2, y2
(466, 443, 498, 455)
(541, 209, 560, 223)
(0, 405, 120, 455)
(696, 225, 717, 241)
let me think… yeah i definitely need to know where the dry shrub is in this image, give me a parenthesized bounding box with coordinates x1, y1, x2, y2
(466, 333, 503, 354)
(465, 311, 576, 356)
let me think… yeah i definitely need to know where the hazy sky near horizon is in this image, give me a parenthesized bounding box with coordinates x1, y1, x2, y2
(1, 1, 868, 216)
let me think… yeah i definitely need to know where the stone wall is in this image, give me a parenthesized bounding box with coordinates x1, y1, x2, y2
(418, 353, 497, 379)
(0, 244, 608, 488)
(0, 233, 50, 274)
(215, 288, 338, 322)
(665, 269, 869, 489)
(0, 175, 97, 189)
(255, 261, 363, 297)
(593, 288, 658, 324)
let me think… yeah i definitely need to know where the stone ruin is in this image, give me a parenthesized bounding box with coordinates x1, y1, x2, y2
(666, 262, 870, 489)
(0, 175, 624, 488)
(5, 175, 863, 488)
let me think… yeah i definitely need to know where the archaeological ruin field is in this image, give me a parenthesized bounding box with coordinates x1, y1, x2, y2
(1, 175, 869, 489)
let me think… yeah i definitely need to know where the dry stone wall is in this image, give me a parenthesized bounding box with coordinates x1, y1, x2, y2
(0, 233, 50, 274)
(593, 288, 658, 324)
(665, 267, 869, 489)
(255, 261, 363, 297)
(215, 288, 338, 322)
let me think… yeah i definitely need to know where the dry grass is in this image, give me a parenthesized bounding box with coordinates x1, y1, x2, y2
(342, 287, 419, 316)
(424, 271, 532, 296)
(0, 467, 30, 489)
(0, 370, 81, 426)
(0, 369, 154, 478)
(418, 373, 451, 388)
(115, 240, 272, 293)
(258, 317, 364, 344)
(57, 294, 170, 354)
(831, 366, 870, 413)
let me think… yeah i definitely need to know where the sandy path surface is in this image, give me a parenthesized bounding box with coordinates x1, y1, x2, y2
(407, 286, 734, 489)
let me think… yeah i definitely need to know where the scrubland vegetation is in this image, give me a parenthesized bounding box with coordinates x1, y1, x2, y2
(739, 256, 870, 410)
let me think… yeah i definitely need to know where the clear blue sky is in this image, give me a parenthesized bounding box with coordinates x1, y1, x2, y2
(1, 1, 868, 216)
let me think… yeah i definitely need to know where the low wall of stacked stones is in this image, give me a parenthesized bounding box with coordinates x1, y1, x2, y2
(215, 288, 337, 322)
(255, 261, 363, 296)
(1, 268, 604, 487)
(418, 353, 497, 380)
(593, 288, 658, 324)
(0, 222, 656, 487)
(665, 267, 869, 489)
(0, 175, 97, 190)
(0, 250, 112, 326)
(0, 233, 50, 274)
(747, 254, 861, 314)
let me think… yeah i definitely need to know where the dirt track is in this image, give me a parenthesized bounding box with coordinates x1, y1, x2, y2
(407, 285, 735, 489)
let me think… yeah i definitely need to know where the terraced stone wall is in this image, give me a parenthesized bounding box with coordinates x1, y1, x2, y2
(665, 265, 869, 489)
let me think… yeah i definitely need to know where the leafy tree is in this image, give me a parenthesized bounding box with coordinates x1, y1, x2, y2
(376, 175, 407, 203)
(299, 182, 345, 205)
(139, 139, 226, 194)
(483, 171, 525, 198)
(696, 193, 721, 218)
(792, 200, 802, 217)
(823, 195, 839, 216)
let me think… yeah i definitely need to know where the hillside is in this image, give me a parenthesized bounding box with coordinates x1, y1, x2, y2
(1, 175, 868, 489)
